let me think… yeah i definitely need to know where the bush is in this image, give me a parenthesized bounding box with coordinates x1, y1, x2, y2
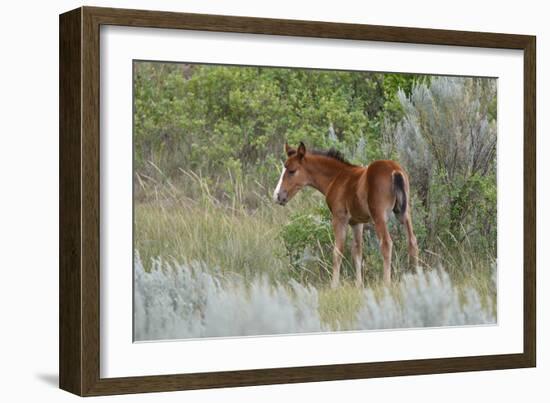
(384, 77, 497, 251)
(134, 62, 415, 190)
(278, 200, 334, 282)
(134, 257, 495, 341)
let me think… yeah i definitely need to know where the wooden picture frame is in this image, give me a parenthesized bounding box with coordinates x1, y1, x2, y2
(59, 6, 536, 396)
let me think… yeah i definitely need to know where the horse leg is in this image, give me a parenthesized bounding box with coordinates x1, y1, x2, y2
(374, 216, 393, 286)
(403, 211, 419, 268)
(351, 223, 364, 288)
(331, 217, 348, 289)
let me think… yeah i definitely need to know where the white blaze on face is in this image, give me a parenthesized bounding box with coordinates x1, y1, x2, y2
(273, 164, 286, 202)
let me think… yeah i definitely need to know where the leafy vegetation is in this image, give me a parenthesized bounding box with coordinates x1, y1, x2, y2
(134, 63, 420, 190)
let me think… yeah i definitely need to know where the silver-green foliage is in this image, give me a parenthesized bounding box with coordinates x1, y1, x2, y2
(393, 77, 496, 185)
(356, 268, 495, 329)
(134, 257, 323, 340)
(386, 77, 497, 246)
(134, 258, 495, 341)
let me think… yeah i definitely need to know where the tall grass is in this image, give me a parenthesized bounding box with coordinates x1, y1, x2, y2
(135, 168, 496, 294)
(135, 168, 291, 282)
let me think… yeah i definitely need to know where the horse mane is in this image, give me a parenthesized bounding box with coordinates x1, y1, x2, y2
(310, 148, 354, 166)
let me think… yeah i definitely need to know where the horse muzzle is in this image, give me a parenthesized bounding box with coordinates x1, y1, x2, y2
(274, 191, 288, 206)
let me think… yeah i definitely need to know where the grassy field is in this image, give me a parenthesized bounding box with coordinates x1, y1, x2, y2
(134, 169, 496, 337)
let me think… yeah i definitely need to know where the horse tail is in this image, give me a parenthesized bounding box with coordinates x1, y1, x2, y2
(392, 171, 407, 223)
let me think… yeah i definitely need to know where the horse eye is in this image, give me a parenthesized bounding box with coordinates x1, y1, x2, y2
(287, 169, 296, 175)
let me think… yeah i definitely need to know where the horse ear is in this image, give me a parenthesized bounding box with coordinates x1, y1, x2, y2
(285, 142, 296, 157)
(297, 142, 306, 159)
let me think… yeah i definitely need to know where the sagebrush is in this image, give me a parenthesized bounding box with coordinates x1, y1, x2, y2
(134, 257, 495, 341)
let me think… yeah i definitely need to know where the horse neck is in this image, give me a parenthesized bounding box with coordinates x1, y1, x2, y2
(304, 155, 353, 196)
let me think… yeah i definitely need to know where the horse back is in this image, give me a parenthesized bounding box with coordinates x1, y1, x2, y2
(325, 160, 408, 223)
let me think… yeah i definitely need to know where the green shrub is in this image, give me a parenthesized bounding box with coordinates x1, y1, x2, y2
(278, 201, 334, 283)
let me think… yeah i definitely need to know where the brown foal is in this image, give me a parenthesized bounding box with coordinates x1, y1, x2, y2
(274, 142, 418, 287)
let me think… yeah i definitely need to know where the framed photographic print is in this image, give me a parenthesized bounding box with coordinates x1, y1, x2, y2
(59, 6, 536, 396)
